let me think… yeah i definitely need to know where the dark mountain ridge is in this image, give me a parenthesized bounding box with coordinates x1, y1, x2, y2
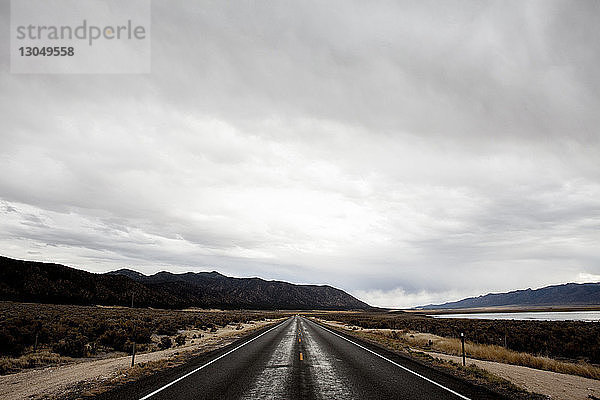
(420, 282, 600, 309)
(0, 256, 371, 310)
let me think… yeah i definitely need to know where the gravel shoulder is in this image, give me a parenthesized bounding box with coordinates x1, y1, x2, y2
(0, 319, 280, 400)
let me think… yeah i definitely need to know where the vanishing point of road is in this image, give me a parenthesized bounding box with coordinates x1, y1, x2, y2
(105, 316, 502, 400)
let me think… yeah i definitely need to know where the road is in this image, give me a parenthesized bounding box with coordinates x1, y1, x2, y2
(125, 316, 501, 400)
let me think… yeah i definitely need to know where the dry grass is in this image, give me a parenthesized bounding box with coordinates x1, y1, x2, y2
(72, 359, 180, 398)
(0, 351, 73, 374)
(380, 330, 600, 380)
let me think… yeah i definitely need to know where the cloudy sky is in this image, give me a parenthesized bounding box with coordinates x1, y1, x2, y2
(1, 0, 599, 307)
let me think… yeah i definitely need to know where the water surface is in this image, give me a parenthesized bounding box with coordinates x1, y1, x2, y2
(429, 311, 600, 322)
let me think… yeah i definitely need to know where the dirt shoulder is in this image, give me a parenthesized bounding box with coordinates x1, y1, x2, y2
(420, 350, 600, 400)
(0, 319, 282, 400)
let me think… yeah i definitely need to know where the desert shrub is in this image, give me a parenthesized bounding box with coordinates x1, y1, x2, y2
(175, 334, 186, 346)
(134, 328, 152, 344)
(52, 334, 88, 357)
(99, 328, 129, 352)
(159, 336, 172, 349)
(0, 302, 283, 363)
(0, 329, 24, 356)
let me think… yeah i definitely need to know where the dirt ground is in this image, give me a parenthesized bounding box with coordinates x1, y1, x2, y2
(316, 319, 600, 400)
(0, 319, 281, 400)
(422, 350, 600, 400)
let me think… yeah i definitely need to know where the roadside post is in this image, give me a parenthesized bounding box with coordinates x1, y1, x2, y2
(131, 340, 136, 367)
(131, 292, 136, 367)
(460, 332, 465, 366)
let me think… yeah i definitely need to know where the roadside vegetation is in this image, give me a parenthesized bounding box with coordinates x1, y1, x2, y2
(0, 302, 283, 375)
(369, 328, 600, 379)
(311, 311, 600, 363)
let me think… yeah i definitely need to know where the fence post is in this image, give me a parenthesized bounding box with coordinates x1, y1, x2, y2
(460, 332, 465, 366)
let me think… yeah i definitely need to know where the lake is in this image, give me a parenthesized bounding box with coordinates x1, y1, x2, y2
(429, 311, 600, 322)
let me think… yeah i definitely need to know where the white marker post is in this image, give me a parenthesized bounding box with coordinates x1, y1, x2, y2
(460, 333, 465, 366)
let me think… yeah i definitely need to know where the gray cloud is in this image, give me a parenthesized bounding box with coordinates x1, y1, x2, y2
(1, 0, 599, 307)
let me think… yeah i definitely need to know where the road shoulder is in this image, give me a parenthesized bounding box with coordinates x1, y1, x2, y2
(420, 350, 600, 400)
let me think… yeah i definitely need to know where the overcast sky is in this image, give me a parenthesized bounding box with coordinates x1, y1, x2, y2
(1, 0, 599, 308)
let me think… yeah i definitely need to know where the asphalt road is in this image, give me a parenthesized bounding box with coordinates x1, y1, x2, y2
(123, 316, 502, 400)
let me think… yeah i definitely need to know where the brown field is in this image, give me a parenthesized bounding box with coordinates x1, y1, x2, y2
(0, 316, 281, 400)
(0, 301, 285, 375)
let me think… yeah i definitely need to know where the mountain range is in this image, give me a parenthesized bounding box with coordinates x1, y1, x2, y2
(420, 282, 600, 309)
(0, 256, 371, 310)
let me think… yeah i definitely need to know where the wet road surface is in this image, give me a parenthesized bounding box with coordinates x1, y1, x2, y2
(127, 316, 502, 400)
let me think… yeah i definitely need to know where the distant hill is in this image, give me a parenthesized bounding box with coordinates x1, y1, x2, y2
(420, 282, 600, 309)
(0, 256, 371, 310)
(105, 268, 372, 310)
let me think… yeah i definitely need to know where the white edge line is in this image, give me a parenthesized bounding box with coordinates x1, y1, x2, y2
(139, 318, 290, 400)
(306, 318, 472, 400)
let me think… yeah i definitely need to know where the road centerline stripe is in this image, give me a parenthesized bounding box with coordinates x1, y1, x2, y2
(306, 318, 471, 400)
(138, 318, 290, 400)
